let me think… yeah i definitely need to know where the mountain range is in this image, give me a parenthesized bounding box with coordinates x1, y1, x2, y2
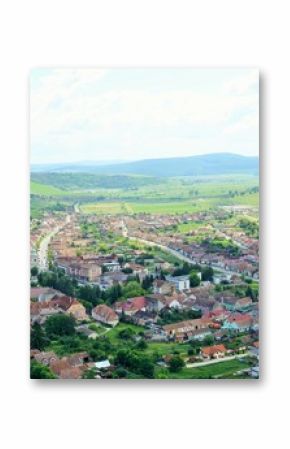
(31, 153, 259, 177)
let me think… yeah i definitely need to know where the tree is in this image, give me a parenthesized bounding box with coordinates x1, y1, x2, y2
(135, 339, 147, 350)
(30, 360, 56, 379)
(201, 266, 214, 282)
(189, 271, 201, 288)
(138, 355, 154, 378)
(45, 314, 76, 338)
(122, 281, 145, 299)
(118, 328, 135, 340)
(204, 334, 214, 346)
(31, 266, 38, 277)
(169, 355, 185, 372)
(142, 275, 153, 290)
(30, 322, 46, 350)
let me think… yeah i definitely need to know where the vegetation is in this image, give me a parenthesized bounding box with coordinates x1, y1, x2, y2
(30, 360, 56, 379)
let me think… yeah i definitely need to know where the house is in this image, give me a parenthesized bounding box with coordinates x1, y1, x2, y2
(92, 304, 119, 327)
(164, 296, 182, 309)
(145, 294, 167, 312)
(132, 309, 158, 326)
(163, 317, 212, 338)
(34, 351, 58, 366)
(49, 357, 84, 379)
(222, 313, 253, 333)
(166, 275, 190, 291)
(102, 261, 121, 272)
(124, 263, 149, 278)
(30, 287, 62, 302)
(188, 328, 213, 341)
(66, 300, 88, 321)
(221, 296, 253, 312)
(95, 359, 111, 370)
(201, 344, 226, 359)
(100, 271, 128, 288)
(30, 301, 60, 324)
(153, 279, 174, 295)
(51, 296, 88, 321)
(114, 296, 147, 316)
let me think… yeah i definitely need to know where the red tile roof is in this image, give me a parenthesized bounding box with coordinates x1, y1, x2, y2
(201, 344, 226, 356)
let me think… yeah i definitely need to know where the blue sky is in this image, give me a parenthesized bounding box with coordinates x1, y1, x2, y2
(30, 68, 259, 164)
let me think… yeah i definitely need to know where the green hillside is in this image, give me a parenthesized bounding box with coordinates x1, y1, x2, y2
(30, 181, 65, 196)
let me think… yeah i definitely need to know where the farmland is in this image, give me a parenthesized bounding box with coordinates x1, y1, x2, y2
(30, 172, 259, 218)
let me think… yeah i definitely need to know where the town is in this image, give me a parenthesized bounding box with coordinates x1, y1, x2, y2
(30, 199, 259, 379)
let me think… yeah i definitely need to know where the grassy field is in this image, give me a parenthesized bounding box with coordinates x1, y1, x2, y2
(80, 200, 217, 215)
(177, 221, 205, 233)
(30, 181, 65, 196)
(159, 359, 252, 379)
(79, 194, 258, 215)
(30, 173, 259, 218)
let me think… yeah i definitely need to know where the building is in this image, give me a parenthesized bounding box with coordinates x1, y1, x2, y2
(92, 304, 119, 327)
(201, 344, 226, 359)
(166, 275, 190, 291)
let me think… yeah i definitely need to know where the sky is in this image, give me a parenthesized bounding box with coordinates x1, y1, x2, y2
(30, 68, 259, 164)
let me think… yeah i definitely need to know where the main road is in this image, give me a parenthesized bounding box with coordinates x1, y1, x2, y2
(38, 215, 70, 271)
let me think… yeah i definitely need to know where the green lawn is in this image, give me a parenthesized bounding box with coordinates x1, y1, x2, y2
(106, 322, 145, 343)
(160, 359, 252, 379)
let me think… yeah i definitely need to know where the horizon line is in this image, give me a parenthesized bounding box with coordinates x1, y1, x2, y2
(31, 151, 259, 166)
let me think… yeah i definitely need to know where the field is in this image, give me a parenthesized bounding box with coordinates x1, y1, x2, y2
(158, 359, 252, 379)
(80, 200, 213, 215)
(30, 172, 259, 218)
(30, 181, 65, 196)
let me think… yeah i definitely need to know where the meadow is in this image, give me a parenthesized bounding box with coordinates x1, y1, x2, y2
(30, 173, 259, 217)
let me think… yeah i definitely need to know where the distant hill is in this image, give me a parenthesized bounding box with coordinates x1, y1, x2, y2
(31, 153, 259, 177)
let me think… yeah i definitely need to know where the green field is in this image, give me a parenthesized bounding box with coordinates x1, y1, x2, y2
(30, 172, 259, 218)
(158, 359, 252, 379)
(80, 200, 217, 215)
(30, 181, 65, 196)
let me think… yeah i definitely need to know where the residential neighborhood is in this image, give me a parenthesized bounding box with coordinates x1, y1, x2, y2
(30, 205, 259, 379)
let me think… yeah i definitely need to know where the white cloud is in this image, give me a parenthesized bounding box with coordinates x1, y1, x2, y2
(30, 69, 259, 162)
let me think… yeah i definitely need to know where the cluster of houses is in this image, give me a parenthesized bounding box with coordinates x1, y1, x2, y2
(30, 349, 114, 379)
(30, 208, 259, 378)
(119, 211, 259, 280)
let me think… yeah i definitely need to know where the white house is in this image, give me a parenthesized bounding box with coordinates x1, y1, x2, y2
(166, 275, 190, 291)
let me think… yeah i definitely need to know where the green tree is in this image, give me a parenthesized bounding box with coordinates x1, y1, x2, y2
(135, 339, 147, 350)
(204, 334, 214, 346)
(201, 266, 214, 282)
(45, 314, 76, 338)
(169, 355, 185, 372)
(122, 281, 145, 299)
(189, 271, 201, 288)
(30, 322, 46, 350)
(31, 266, 38, 277)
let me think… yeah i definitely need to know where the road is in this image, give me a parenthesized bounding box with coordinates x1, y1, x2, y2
(38, 227, 60, 270)
(37, 215, 70, 270)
